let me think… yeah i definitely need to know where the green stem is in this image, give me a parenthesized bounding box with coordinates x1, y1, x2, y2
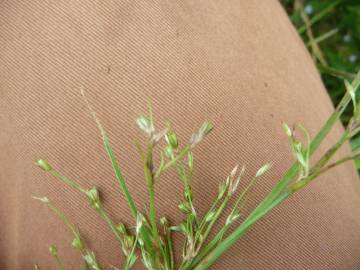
(95, 207, 124, 247)
(52, 253, 65, 270)
(201, 197, 229, 245)
(305, 28, 338, 47)
(50, 170, 86, 193)
(193, 192, 290, 270)
(148, 184, 158, 239)
(311, 131, 350, 173)
(317, 154, 360, 175)
(318, 65, 357, 81)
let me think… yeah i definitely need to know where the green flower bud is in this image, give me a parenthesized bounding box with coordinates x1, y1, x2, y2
(166, 132, 178, 149)
(188, 152, 193, 170)
(282, 122, 292, 137)
(116, 223, 127, 235)
(199, 121, 213, 136)
(184, 187, 193, 201)
(84, 251, 98, 268)
(71, 236, 84, 250)
(218, 181, 228, 199)
(124, 235, 135, 251)
(291, 180, 307, 192)
(86, 187, 101, 209)
(255, 164, 271, 178)
(36, 159, 52, 171)
(49, 245, 58, 256)
(178, 202, 191, 214)
(160, 216, 169, 227)
(136, 115, 153, 135)
(164, 145, 173, 158)
(190, 121, 214, 147)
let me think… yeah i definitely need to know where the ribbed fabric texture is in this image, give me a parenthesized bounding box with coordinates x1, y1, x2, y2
(1, 1, 360, 269)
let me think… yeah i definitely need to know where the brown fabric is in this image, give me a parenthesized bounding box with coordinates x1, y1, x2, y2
(1, 0, 360, 269)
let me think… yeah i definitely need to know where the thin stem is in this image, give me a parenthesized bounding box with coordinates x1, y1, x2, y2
(95, 207, 124, 247)
(34, 199, 101, 270)
(317, 154, 360, 175)
(200, 197, 229, 245)
(298, 0, 342, 34)
(311, 131, 350, 173)
(192, 192, 290, 270)
(50, 170, 86, 193)
(305, 28, 338, 47)
(318, 65, 357, 81)
(156, 145, 191, 178)
(51, 251, 65, 270)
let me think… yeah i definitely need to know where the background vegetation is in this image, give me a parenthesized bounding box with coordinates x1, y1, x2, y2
(281, 0, 360, 168)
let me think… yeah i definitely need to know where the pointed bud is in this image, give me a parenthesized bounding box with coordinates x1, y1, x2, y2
(124, 235, 135, 251)
(255, 164, 271, 178)
(116, 223, 127, 235)
(164, 145, 173, 158)
(49, 245, 58, 256)
(282, 122, 292, 137)
(71, 236, 84, 250)
(36, 159, 52, 171)
(152, 128, 168, 145)
(32, 196, 50, 204)
(230, 164, 239, 179)
(188, 152, 193, 170)
(229, 165, 245, 196)
(86, 187, 101, 209)
(136, 115, 153, 135)
(178, 202, 191, 214)
(160, 216, 169, 227)
(205, 211, 215, 222)
(199, 121, 213, 136)
(218, 180, 228, 199)
(136, 213, 144, 235)
(190, 121, 214, 147)
(166, 132, 178, 149)
(83, 251, 97, 268)
(226, 213, 240, 226)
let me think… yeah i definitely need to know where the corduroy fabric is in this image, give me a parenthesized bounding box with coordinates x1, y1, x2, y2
(1, 0, 360, 269)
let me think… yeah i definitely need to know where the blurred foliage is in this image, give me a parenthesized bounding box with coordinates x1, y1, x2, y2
(281, 0, 360, 168)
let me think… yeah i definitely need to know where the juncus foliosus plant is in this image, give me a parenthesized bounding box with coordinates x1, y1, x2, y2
(34, 71, 360, 270)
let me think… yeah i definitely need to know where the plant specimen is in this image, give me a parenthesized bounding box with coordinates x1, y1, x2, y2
(34, 72, 360, 270)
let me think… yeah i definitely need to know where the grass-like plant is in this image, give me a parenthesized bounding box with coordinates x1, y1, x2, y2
(34, 71, 360, 270)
